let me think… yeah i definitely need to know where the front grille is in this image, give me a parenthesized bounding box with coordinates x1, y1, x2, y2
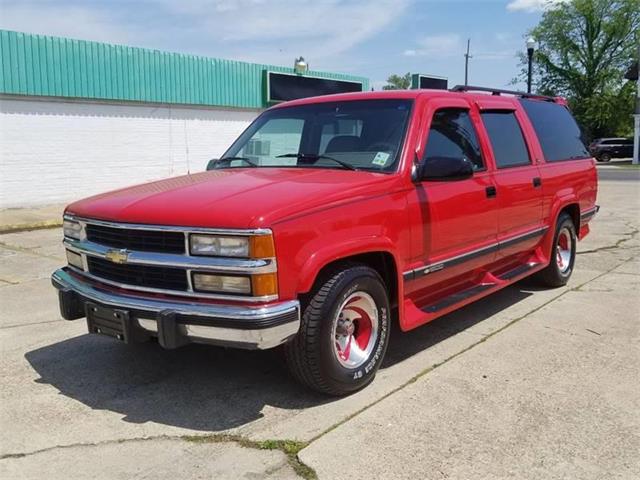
(86, 224, 185, 254)
(87, 257, 188, 291)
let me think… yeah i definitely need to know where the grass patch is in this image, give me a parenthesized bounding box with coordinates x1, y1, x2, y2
(182, 434, 316, 480)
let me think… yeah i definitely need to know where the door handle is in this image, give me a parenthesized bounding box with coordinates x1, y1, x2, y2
(533, 177, 542, 188)
(485, 186, 497, 198)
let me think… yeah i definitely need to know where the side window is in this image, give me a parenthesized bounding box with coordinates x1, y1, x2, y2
(239, 118, 304, 165)
(481, 111, 530, 168)
(423, 109, 483, 170)
(519, 99, 589, 162)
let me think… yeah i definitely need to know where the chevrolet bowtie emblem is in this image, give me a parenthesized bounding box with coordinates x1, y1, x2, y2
(105, 249, 129, 264)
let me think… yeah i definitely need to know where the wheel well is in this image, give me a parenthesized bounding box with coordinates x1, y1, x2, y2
(559, 203, 580, 232)
(309, 252, 398, 308)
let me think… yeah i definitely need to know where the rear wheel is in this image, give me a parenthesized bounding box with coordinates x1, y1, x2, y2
(285, 265, 390, 396)
(535, 213, 577, 287)
(598, 153, 611, 162)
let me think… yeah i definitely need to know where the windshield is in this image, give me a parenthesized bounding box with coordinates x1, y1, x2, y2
(215, 99, 413, 173)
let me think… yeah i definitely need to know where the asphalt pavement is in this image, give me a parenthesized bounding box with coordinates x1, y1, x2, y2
(1, 178, 638, 479)
(597, 166, 640, 182)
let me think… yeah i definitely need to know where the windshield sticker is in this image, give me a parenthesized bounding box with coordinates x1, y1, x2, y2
(372, 151, 390, 166)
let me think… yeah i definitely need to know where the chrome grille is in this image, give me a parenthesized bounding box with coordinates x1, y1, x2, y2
(86, 224, 185, 254)
(87, 257, 188, 291)
(64, 216, 278, 302)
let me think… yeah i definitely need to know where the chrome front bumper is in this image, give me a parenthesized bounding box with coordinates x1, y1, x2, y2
(51, 268, 300, 350)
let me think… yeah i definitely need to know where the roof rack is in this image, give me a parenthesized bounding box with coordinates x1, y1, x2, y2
(450, 85, 557, 102)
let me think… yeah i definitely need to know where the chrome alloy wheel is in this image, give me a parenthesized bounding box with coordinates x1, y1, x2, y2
(332, 292, 379, 369)
(556, 227, 573, 274)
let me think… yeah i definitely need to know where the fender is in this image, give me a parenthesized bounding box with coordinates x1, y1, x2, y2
(297, 236, 404, 303)
(542, 191, 580, 261)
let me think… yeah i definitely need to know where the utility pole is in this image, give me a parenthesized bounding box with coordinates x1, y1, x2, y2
(634, 41, 639, 165)
(464, 39, 472, 86)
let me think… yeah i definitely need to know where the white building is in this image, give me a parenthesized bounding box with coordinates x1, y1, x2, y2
(0, 30, 367, 207)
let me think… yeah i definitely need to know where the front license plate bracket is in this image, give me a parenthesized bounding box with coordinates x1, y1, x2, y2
(86, 303, 132, 343)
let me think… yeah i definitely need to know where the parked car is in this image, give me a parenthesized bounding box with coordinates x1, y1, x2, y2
(589, 137, 634, 162)
(52, 87, 598, 395)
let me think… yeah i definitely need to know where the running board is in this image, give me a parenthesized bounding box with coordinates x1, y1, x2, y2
(499, 262, 541, 281)
(419, 262, 542, 314)
(421, 283, 495, 313)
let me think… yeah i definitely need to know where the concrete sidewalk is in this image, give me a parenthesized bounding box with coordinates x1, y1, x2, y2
(0, 204, 65, 233)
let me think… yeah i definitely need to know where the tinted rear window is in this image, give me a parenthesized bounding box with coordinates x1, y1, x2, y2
(519, 99, 589, 162)
(481, 111, 530, 168)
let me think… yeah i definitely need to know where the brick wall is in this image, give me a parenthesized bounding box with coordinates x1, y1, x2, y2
(0, 97, 259, 207)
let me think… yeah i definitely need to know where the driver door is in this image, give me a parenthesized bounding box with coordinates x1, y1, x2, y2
(405, 98, 499, 303)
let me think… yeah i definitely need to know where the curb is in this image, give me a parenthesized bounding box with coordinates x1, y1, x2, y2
(0, 219, 63, 235)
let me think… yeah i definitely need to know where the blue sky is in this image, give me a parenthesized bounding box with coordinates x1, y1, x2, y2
(0, 0, 559, 90)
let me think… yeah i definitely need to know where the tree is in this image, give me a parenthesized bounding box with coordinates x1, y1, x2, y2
(382, 73, 411, 90)
(518, 0, 639, 139)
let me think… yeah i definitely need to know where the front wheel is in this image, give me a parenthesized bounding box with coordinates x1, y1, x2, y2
(285, 265, 390, 396)
(535, 213, 577, 287)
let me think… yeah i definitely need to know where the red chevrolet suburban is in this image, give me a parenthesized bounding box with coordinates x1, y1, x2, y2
(52, 86, 598, 395)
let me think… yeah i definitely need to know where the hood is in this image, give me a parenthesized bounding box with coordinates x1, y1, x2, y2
(66, 168, 399, 229)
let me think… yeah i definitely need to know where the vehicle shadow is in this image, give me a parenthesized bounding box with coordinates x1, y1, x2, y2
(383, 282, 535, 367)
(25, 281, 537, 433)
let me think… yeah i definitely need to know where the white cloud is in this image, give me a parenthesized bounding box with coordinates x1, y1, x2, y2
(147, 0, 410, 60)
(0, 0, 410, 70)
(403, 33, 462, 58)
(0, 1, 137, 45)
(506, 0, 569, 13)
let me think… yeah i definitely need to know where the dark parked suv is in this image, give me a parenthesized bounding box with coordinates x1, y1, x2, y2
(589, 138, 634, 162)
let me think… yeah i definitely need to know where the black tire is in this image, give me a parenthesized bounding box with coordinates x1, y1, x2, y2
(535, 213, 577, 287)
(598, 153, 611, 162)
(285, 264, 391, 396)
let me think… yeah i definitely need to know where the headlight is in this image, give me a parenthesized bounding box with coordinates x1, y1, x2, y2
(190, 234, 248, 257)
(192, 273, 251, 294)
(191, 272, 278, 296)
(189, 234, 275, 258)
(63, 219, 83, 240)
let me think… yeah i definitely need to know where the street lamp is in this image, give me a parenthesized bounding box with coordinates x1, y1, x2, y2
(294, 57, 308, 75)
(526, 37, 536, 94)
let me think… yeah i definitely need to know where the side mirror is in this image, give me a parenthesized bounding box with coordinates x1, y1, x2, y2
(206, 159, 218, 171)
(420, 156, 474, 181)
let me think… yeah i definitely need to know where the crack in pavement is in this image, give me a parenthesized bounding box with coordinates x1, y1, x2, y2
(0, 318, 65, 330)
(577, 223, 639, 255)
(1, 434, 317, 479)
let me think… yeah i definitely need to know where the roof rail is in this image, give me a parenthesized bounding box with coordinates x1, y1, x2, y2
(450, 85, 557, 102)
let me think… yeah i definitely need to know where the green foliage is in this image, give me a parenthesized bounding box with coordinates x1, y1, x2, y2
(383, 72, 412, 90)
(518, 0, 639, 139)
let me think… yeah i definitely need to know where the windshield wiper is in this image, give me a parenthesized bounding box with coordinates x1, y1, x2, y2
(214, 156, 259, 168)
(276, 153, 358, 171)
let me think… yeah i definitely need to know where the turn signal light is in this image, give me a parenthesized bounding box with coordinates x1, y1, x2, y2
(250, 235, 275, 259)
(251, 273, 278, 297)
